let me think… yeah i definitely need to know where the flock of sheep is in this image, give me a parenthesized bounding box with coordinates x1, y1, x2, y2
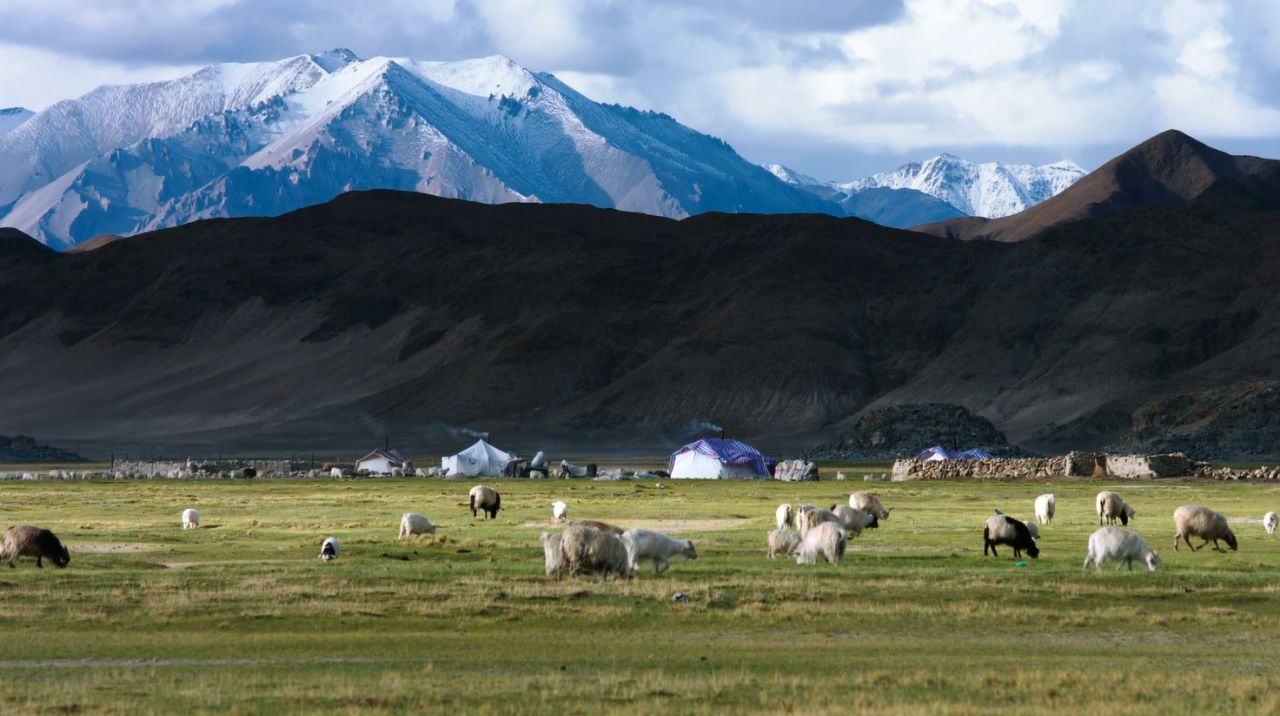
(2, 484, 1278, 575)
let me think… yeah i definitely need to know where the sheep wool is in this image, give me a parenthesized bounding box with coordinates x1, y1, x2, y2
(831, 505, 878, 538)
(775, 503, 795, 530)
(1034, 493, 1055, 525)
(767, 528, 801, 559)
(468, 485, 501, 519)
(540, 531, 566, 578)
(1096, 491, 1136, 526)
(983, 515, 1039, 559)
(551, 501, 568, 523)
(1173, 505, 1237, 552)
(561, 524, 631, 581)
(849, 493, 891, 520)
(181, 508, 200, 530)
(1083, 526, 1160, 572)
(0, 525, 71, 568)
(399, 512, 435, 538)
(1263, 511, 1278, 536)
(621, 528, 697, 575)
(320, 536, 340, 561)
(797, 506, 842, 536)
(796, 521, 846, 565)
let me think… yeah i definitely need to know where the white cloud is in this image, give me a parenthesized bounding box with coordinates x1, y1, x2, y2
(0, 43, 197, 110)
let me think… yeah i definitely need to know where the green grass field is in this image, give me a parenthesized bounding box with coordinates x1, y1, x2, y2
(1, 475, 1278, 714)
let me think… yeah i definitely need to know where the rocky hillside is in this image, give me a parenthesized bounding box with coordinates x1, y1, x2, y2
(805, 404, 1021, 460)
(0, 435, 84, 462)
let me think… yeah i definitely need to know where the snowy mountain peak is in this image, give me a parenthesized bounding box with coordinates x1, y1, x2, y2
(841, 154, 1084, 218)
(764, 164, 823, 188)
(0, 107, 33, 136)
(310, 48, 360, 72)
(0, 51, 832, 248)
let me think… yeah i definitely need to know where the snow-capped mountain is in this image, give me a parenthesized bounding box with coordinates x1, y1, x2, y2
(0, 50, 831, 248)
(766, 163, 965, 228)
(0, 107, 33, 136)
(840, 154, 1085, 218)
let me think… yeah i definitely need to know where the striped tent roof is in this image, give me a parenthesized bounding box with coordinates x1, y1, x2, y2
(669, 438, 767, 474)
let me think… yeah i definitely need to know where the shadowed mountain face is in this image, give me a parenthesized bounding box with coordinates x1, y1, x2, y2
(918, 130, 1280, 242)
(2, 178, 1280, 457)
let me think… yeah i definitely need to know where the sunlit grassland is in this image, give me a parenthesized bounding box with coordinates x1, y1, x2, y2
(0, 476, 1277, 714)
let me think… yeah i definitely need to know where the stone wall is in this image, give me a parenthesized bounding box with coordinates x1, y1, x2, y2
(891, 452, 1196, 481)
(1197, 464, 1280, 480)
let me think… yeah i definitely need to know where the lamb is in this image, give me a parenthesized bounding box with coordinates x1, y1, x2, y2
(1034, 493, 1055, 525)
(1083, 526, 1160, 572)
(983, 515, 1039, 559)
(540, 530, 566, 578)
(1, 526, 70, 568)
(560, 524, 631, 581)
(398, 512, 436, 538)
(1265, 511, 1278, 536)
(796, 521, 847, 565)
(1096, 491, 1136, 526)
(1173, 505, 1237, 552)
(566, 519, 625, 535)
(551, 500, 568, 523)
(468, 485, 501, 519)
(831, 504, 878, 538)
(849, 492, 891, 520)
(320, 536, 340, 560)
(621, 528, 697, 575)
(767, 528, 801, 558)
(775, 503, 795, 530)
(796, 506, 842, 536)
(181, 508, 200, 530)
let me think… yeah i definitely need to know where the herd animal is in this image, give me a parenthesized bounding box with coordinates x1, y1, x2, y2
(6, 475, 1269, 582)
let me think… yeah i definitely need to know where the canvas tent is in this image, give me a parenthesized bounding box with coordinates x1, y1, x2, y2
(917, 445, 955, 461)
(356, 448, 413, 475)
(957, 448, 993, 460)
(442, 439, 513, 477)
(669, 438, 768, 479)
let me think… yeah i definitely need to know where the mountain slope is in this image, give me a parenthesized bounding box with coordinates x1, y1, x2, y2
(842, 154, 1085, 218)
(0, 107, 33, 136)
(3, 170, 1280, 455)
(0, 51, 832, 248)
(919, 130, 1280, 242)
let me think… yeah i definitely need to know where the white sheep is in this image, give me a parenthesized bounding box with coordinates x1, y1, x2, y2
(775, 503, 795, 530)
(1034, 493, 1055, 525)
(468, 485, 501, 519)
(849, 492, 891, 520)
(181, 508, 200, 530)
(320, 536, 340, 560)
(1263, 511, 1278, 536)
(552, 500, 568, 523)
(1096, 491, 1136, 526)
(540, 531, 566, 578)
(330, 467, 343, 478)
(398, 512, 436, 538)
(621, 528, 697, 575)
(560, 524, 630, 581)
(830, 504, 878, 538)
(1083, 526, 1160, 572)
(767, 528, 801, 558)
(796, 521, 846, 565)
(1173, 505, 1237, 552)
(796, 506, 842, 536)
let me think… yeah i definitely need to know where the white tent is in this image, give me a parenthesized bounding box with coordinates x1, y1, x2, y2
(669, 438, 768, 479)
(355, 448, 413, 475)
(441, 439, 513, 477)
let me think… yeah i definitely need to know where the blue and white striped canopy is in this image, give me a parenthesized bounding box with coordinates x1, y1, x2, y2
(669, 438, 767, 474)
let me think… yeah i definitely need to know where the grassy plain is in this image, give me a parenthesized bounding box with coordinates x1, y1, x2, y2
(0, 474, 1278, 714)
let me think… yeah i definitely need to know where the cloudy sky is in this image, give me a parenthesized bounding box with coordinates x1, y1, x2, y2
(1, 0, 1278, 178)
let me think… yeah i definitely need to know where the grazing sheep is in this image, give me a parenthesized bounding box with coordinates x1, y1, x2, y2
(1173, 505, 1237, 552)
(1, 526, 70, 568)
(797, 506, 842, 536)
(621, 528, 697, 575)
(540, 531, 566, 578)
(560, 524, 631, 581)
(767, 528, 801, 558)
(1034, 493, 1055, 525)
(468, 485, 501, 519)
(1096, 491, 1136, 526)
(849, 492, 891, 520)
(330, 467, 344, 478)
(1083, 526, 1160, 572)
(983, 515, 1039, 559)
(567, 519, 625, 535)
(1023, 520, 1041, 541)
(831, 504, 879, 538)
(320, 536, 340, 560)
(775, 503, 795, 530)
(181, 508, 200, 530)
(1264, 511, 1278, 536)
(551, 500, 568, 523)
(796, 521, 847, 565)
(398, 512, 436, 538)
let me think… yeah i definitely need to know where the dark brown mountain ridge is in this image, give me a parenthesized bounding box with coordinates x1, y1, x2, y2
(2, 131, 1279, 458)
